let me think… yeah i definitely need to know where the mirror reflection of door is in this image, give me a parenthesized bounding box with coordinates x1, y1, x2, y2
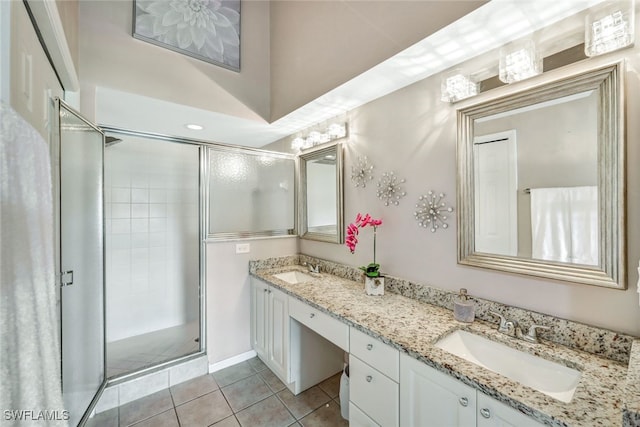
(473, 131, 518, 257)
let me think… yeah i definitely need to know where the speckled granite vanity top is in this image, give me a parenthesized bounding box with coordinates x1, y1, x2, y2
(250, 257, 639, 427)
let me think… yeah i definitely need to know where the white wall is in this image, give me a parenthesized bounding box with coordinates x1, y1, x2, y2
(298, 47, 640, 336)
(206, 237, 298, 365)
(0, 0, 10, 104)
(78, 0, 270, 123)
(9, 2, 63, 139)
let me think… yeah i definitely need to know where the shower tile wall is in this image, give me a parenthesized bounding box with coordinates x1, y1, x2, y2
(104, 137, 200, 354)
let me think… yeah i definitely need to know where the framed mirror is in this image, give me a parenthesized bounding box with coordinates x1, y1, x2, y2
(457, 60, 625, 288)
(298, 142, 344, 243)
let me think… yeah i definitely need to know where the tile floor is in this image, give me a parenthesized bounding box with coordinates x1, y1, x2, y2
(107, 322, 200, 378)
(88, 357, 348, 427)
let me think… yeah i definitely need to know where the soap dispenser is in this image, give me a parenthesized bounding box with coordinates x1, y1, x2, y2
(453, 288, 475, 323)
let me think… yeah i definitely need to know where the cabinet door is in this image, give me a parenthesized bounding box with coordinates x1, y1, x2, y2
(477, 394, 543, 427)
(268, 287, 289, 381)
(400, 354, 476, 427)
(251, 278, 269, 359)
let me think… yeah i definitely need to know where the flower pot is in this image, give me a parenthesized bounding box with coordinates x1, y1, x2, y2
(364, 276, 385, 296)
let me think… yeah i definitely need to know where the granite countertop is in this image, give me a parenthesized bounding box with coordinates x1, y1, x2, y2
(251, 264, 631, 427)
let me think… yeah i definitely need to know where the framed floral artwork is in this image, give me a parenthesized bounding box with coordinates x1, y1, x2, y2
(133, 0, 241, 71)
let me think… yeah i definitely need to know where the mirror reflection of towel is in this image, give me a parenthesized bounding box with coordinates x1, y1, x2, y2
(530, 186, 598, 266)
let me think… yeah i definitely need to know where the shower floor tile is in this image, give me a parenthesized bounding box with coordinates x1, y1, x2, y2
(106, 322, 199, 378)
(89, 357, 345, 427)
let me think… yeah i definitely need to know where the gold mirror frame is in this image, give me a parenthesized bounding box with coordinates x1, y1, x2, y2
(298, 142, 345, 244)
(457, 60, 626, 289)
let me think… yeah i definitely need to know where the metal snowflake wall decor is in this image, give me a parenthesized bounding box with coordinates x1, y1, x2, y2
(351, 156, 374, 188)
(376, 171, 407, 206)
(414, 191, 454, 232)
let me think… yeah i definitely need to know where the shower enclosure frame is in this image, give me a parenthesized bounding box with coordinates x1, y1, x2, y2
(100, 125, 210, 386)
(52, 98, 108, 426)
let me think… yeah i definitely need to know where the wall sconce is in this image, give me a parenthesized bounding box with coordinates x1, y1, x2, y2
(291, 122, 348, 152)
(585, 0, 635, 57)
(498, 39, 542, 84)
(440, 70, 479, 103)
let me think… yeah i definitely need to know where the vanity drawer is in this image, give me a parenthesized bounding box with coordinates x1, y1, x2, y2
(288, 297, 349, 351)
(349, 401, 380, 427)
(349, 355, 399, 427)
(350, 327, 399, 382)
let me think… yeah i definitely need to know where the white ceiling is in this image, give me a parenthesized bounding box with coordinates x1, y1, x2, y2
(96, 0, 605, 148)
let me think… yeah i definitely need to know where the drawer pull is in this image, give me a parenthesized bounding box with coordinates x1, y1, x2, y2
(480, 408, 491, 419)
(310, 313, 315, 318)
(366, 343, 373, 350)
(459, 397, 468, 407)
(366, 375, 373, 382)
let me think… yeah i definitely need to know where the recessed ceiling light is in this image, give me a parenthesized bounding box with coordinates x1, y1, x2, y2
(185, 123, 204, 130)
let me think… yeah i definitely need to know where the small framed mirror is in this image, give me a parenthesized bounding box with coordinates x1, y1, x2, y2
(298, 143, 344, 243)
(457, 60, 625, 288)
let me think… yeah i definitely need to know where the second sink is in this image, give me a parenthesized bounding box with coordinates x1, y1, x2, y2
(273, 271, 316, 284)
(435, 330, 581, 403)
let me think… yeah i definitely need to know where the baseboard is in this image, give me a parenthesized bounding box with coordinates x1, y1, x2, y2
(208, 350, 257, 373)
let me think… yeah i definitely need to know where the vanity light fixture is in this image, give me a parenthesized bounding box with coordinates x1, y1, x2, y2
(414, 191, 454, 233)
(377, 171, 407, 206)
(585, 0, 635, 57)
(351, 156, 374, 188)
(185, 123, 204, 130)
(499, 39, 542, 84)
(290, 122, 348, 152)
(441, 70, 479, 103)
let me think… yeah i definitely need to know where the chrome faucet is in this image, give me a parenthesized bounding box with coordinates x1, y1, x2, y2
(489, 311, 550, 344)
(489, 311, 517, 335)
(515, 324, 550, 344)
(304, 262, 320, 274)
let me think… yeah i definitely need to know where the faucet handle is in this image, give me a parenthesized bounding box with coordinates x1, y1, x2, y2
(523, 324, 550, 343)
(489, 311, 516, 334)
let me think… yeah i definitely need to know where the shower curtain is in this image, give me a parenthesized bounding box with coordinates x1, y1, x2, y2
(0, 102, 68, 426)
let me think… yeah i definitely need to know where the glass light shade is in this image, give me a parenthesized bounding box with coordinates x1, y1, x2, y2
(327, 123, 347, 139)
(441, 71, 479, 102)
(585, 1, 634, 57)
(291, 137, 305, 151)
(499, 40, 542, 84)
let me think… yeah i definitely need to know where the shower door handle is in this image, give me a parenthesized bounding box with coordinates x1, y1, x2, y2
(61, 270, 74, 287)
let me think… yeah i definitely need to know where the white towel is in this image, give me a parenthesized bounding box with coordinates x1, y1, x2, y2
(530, 186, 598, 266)
(0, 102, 68, 425)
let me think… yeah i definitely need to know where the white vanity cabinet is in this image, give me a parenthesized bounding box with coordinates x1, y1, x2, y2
(250, 277, 289, 382)
(399, 353, 543, 427)
(349, 327, 400, 427)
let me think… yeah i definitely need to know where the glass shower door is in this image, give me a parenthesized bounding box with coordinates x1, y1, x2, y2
(57, 101, 105, 425)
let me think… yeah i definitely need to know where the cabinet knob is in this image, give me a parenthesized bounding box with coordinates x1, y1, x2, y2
(367, 343, 373, 350)
(366, 375, 373, 383)
(268, 290, 272, 294)
(480, 408, 491, 419)
(263, 289, 268, 293)
(310, 313, 315, 318)
(459, 397, 468, 407)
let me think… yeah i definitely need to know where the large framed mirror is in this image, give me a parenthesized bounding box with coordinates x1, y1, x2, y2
(298, 142, 344, 243)
(457, 60, 625, 288)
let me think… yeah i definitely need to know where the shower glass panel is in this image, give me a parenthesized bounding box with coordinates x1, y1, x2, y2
(207, 148, 295, 238)
(58, 102, 105, 426)
(104, 134, 201, 378)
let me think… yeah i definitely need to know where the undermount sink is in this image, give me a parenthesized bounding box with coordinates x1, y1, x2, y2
(435, 330, 581, 403)
(273, 271, 316, 284)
